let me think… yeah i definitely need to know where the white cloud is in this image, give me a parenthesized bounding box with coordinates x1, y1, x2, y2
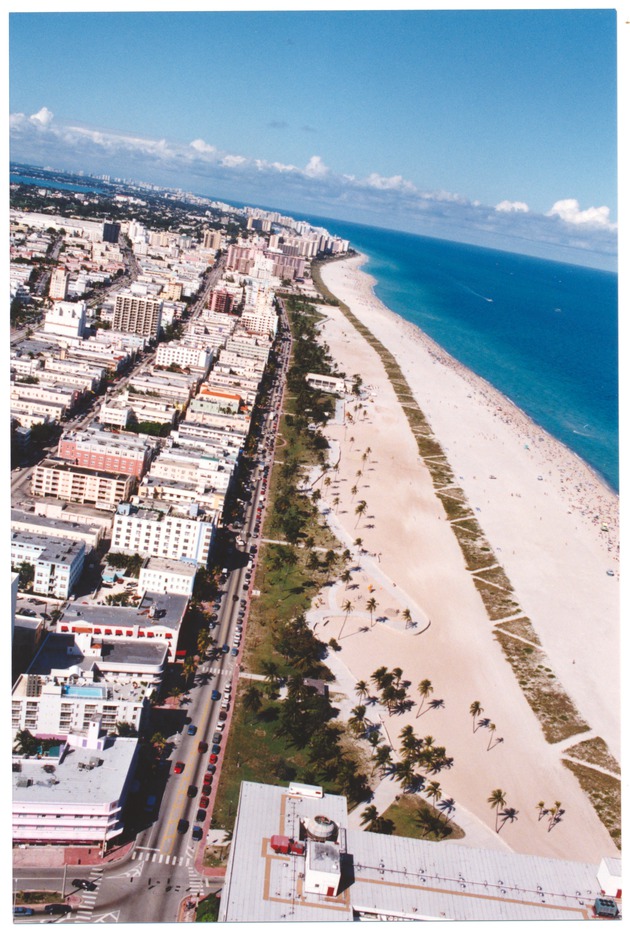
(29, 106, 54, 127)
(546, 198, 616, 230)
(190, 138, 216, 156)
(365, 172, 415, 192)
(304, 155, 328, 178)
(221, 154, 247, 168)
(496, 199, 530, 213)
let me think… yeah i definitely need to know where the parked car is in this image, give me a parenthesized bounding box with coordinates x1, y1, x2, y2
(187, 785, 197, 798)
(44, 905, 71, 915)
(212, 732, 222, 744)
(211, 743, 221, 755)
(207, 762, 216, 773)
(201, 784, 211, 797)
(14, 907, 35, 916)
(199, 795, 210, 809)
(218, 711, 227, 722)
(192, 826, 203, 841)
(209, 753, 218, 764)
(173, 761, 185, 774)
(196, 808, 207, 822)
(177, 819, 189, 834)
(187, 724, 197, 736)
(231, 647, 239, 656)
(211, 690, 221, 701)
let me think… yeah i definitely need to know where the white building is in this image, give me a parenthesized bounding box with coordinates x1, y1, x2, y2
(11, 531, 86, 600)
(138, 557, 197, 598)
(155, 341, 213, 374)
(32, 458, 136, 507)
(12, 718, 138, 848)
(111, 502, 215, 567)
(11, 508, 104, 550)
(43, 301, 86, 339)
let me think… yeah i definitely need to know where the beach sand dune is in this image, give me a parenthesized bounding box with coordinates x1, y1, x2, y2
(306, 255, 619, 863)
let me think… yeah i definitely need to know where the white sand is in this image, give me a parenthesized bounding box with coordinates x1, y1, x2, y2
(304, 254, 619, 862)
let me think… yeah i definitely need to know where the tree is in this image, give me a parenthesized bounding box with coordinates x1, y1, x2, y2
(487, 788, 507, 832)
(340, 569, 353, 589)
(116, 721, 138, 737)
(333, 494, 341, 513)
(425, 780, 443, 812)
(354, 498, 367, 528)
(371, 666, 389, 689)
(498, 807, 519, 832)
(350, 484, 358, 501)
(182, 655, 197, 683)
(339, 599, 354, 639)
(243, 685, 263, 719)
(13, 729, 39, 756)
(349, 704, 367, 735)
(355, 680, 369, 704)
(360, 805, 380, 831)
(416, 679, 434, 716)
(402, 607, 412, 629)
(197, 628, 211, 656)
(394, 758, 417, 792)
(366, 596, 378, 627)
(16, 561, 35, 590)
(373, 744, 393, 775)
(487, 722, 497, 750)
(437, 797, 456, 823)
(469, 700, 484, 732)
(535, 800, 548, 821)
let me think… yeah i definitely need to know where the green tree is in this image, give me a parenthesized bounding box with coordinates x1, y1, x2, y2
(487, 788, 507, 832)
(13, 729, 39, 756)
(339, 599, 353, 639)
(416, 679, 434, 717)
(360, 804, 379, 831)
(366, 596, 378, 627)
(469, 700, 484, 732)
(243, 685, 263, 720)
(354, 680, 369, 704)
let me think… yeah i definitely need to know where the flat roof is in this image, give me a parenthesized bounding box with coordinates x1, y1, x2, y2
(12, 508, 100, 539)
(36, 457, 131, 482)
(11, 530, 84, 565)
(13, 736, 137, 807)
(26, 632, 168, 677)
(61, 591, 188, 631)
(140, 556, 197, 577)
(220, 781, 615, 923)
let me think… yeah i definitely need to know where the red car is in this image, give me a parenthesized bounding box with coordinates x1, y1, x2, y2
(209, 753, 218, 764)
(173, 761, 185, 774)
(201, 784, 212, 797)
(203, 773, 213, 785)
(199, 795, 210, 809)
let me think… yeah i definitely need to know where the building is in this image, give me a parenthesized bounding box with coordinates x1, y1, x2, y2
(113, 292, 163, 338)
(32, 458, 136, 507)
(49, 267, 69, 300)
(111, 502, 215, 567)
(10, 531, 86, 600)
(138, 557, 197, 598)
(12, 718, 138, 848)
(102, 221, 121, 244)
(305, 373, 349, 395)
(43, 301, 86, 339)
(58, 425, 156, 478)
(58, 591, 189, 662)
(11, 508, 104, 550)
(155, 341, 213, 374)
(219, 781, 622, 922)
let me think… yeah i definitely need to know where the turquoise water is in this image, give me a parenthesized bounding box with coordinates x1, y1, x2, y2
(304, 217, 618, 492)
(10, 172, 107, 195)
(61, 685, 106, 699)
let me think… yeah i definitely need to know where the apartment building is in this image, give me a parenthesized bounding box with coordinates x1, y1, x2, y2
(138, 557, 197, 598)
(11, 397, 66, 428)
(32, 459, 136, 507)
(113, 292, 163, 338)
(137, 474, 226, 514)
(12, 718, 138, 848)
(58, 425, 156, 478)
(11, 508, 104, 550)
(155, 341, 213, 373)
(10, 530, 86, 600)
(182, 407, 251, 435)
(126, 372, 197, 407)
(148, 447, 234, 492)
(111, 502, 215, 567)
(190, 388, 242, 416)
(99, 402, 131, 429)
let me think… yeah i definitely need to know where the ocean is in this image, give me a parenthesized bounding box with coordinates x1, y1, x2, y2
(301, 217, 619, 492)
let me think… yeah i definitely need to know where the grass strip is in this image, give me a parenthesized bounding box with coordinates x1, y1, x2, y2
(562, 759, 621, 849)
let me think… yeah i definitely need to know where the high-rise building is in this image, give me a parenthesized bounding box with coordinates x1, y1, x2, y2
(113, 292, 162, 338)
(49, 268, 69, 301)
(102, 221, 121, 243)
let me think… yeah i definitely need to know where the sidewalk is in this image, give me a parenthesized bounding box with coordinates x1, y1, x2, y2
(13, 839, 135, 869)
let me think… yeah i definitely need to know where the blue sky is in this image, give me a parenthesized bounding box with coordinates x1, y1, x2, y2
(8, 4, 622, 267)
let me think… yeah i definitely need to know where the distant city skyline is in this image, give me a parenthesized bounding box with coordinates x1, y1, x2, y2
(9, 4, 621, 266)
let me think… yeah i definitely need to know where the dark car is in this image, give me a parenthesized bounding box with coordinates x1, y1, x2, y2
(187, 785, 197, 798)
(231, 647, 239, 656)
(201, 784, 212, 797)
(187, 723, 197, 736)
(211, 743, 221, 755)
(198, 741, 209, 753)
(177, 818, 189, 834)
(199, 795, 210, 809)
(218, 711, 227, 721)
(192, 825, 203, 841)
(221, 644, 229, 654)
(207, 762, 216, 773)
(211, 690, 221, 701)
(44, 905, 72, 914)
(196, 808, 207, 822)
(212, 732, 222, 744)
(72, 878, 97, 891)
(14, 907, 35, 916)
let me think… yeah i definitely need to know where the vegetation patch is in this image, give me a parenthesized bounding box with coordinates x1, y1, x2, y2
(473, 578, 521, 620)
(473, 565, 514, 590)
(494, 630, 590, 743)
(436, 492, 475, 522)
(450, 524, 496, 570)
(196, 891, 221, 922)
(562, 759, 621, 849)
(563, 736, 620, 775)
(380, 794, 466, 842)
(495, 617, 541, 646)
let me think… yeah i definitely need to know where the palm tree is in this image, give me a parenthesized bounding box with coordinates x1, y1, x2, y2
(437, 797, 456, 823)
(340, 569, 353, 589)
(13, 729, 39, 756)
(355, 680, 369, 704)
(399, 725, 418, 757)
(366, 596, 378, 627)
(360, 805, 380, 830)
(469, 700, 484, 732)
(402, 607, 412, 629)
(323, 476, 332, 496)
(373, 744, 393, 775)
(425, 780, 443, 812)
(371, 666, 389, 689)
(340, 599, 354, 639)
(416, 679, 434, 716)
(333, 494, 341, 513)
(182, 655, 197, 683)
(547, 801, 564, 831)
(394, 757, 417, 792)
(243, 685, 263, 719)
(487, 788, 507, 832)
(349, 704, 367, 735)
(535, 800, 548, 821)
(350, 484, 358, 501)
(354, 499, 367, 528)
(391, 666, 403, 685)
(366, 728, 382, 750)
(487, 722, 497, 750)
(197, 628, 211, 656)
(498, 807, 519, 833)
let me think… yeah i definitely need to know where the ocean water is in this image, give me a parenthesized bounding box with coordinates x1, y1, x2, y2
(10, 172, 106, 195)
(303, 217, 618, 493)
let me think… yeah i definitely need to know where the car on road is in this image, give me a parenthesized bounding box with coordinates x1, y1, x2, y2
(221, 644, 229, 653)
(187, 785, 197, 798)
(211, 690, 221, 700)
(187, 724, 197, 736)
(201, 784, 212, 797)
(207, 762, 217, 773)
(44, 905, 72, 915)
(209, 753, 218, 764)
(218, 711, 227, 722)
(72, 879, 97, 891)
(177, 818, 189, 834)
(196, 808, 207, 822)
(173, 761, 185, 774)
(212, 732, 222, 744)
(14, 907, 35, 916)
(211, 743, 221, 755)
(231, 647, 239, 656)
(199, 795, 210, 809)
(192, 825, 203, 841)
(198, 741, 209, 753)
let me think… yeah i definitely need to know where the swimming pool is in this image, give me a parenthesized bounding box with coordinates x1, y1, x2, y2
(61, 685, 107, 699)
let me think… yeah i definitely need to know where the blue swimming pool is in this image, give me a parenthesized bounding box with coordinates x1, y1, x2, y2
(61, 685, 106, 699)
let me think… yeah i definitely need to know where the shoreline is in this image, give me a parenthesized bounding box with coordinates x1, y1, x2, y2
(304, 252, 619, 862)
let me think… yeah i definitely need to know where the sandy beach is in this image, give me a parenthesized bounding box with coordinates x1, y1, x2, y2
(304, 253, 619, 863)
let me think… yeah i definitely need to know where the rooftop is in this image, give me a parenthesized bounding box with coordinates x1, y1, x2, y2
(61, 591, 188, 632)
(25, 631, 168, 679)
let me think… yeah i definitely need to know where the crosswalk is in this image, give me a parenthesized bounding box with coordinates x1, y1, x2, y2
(74, 867, 103, 921)
(132, 847, 191, 867)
